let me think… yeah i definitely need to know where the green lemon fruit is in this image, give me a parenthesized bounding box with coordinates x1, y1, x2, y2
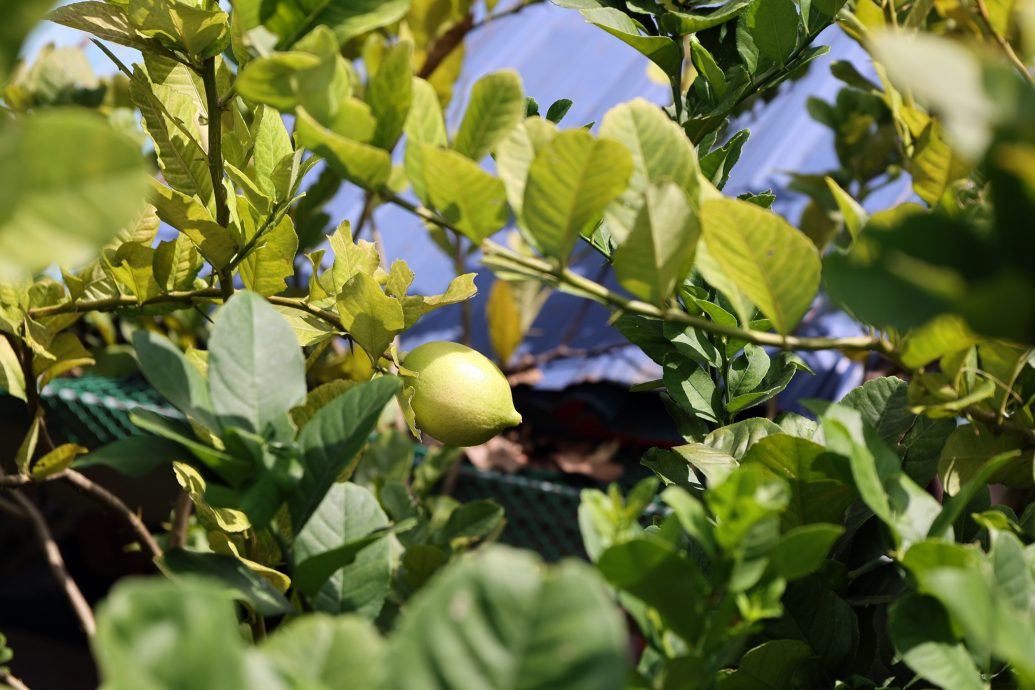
(401, 341, 522, 447)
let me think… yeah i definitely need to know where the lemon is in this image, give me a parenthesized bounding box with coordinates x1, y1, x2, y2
(401, 341, 522, 447)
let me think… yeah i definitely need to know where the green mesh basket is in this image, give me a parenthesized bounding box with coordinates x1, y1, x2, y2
(39, 376, 655, 561)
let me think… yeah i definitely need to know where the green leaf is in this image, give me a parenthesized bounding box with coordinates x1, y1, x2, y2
(937, 424, 1029, 495)
(130, 409, 251, 484)
(495, 118, 559, 227)
(127, 0, 229, 58)
(581, 9, 683, 79)
(690, 37, 728, 98)
(48, 2, 158, 54)
(239, 214, 299, 297)
(728, 344, 769, 398)
(660, 0, 753, 34)
(523, 129, 633, 261)
(75, 435, 187, 477)
(264, 0, 410, 48)
(900, 314, 980, 369)
(839, 376, 915, 446)
(159, 549, 292, 617)
(822, 404, 942, 550)
(741, 434, 854, 527)
(260, 614, 384, 690)
(889, 595, 986, 690)
(700, 129, 750, 190)
(725, 351, 812, 415)
(367, 41, 413, 150)
(0, 110, 149, 276)
(336, 273, 405, 360)
(405, 78, 448, 147)
(769, 524, 843, 580)
(598, 535, 709, 643)
(600, 99, 701, 243)
(149, 180, 238, 269)
(236, 49, 328, 112)
(132, 329, 219, 431)
(700, 197, 820, 333)
(293, 482, 391, 617)
(250, 106, 294, 198)
(418, 145, 510, 242)
(289, 376, 401, 532)
(93, 578, 260, 690)
(296, 107, 391, 189)
(825, 176, 866, 243)
(384, 546, 629, 690)
(453, 70, 526, 162)
(108, 242, 162, 303)
(0, 335, 25, 401)
(131, 66, 213, 203)
(928, 450, 1020, 538)
(153, 235, 204, 292)
(663, 355, 722, 424)
(920, 568, 1035, 681)
(437, 500, 505, 544)
(403, 78, 449, 202)
(209, 291, 307, 434)
(328, 220, 380, 289)
(718, 639, 812, 690)
(739, 0, 800, 66)
(613, 182, 700, 305)
(401, 273, 478, 329)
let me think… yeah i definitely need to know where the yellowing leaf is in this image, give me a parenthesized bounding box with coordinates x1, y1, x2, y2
(31, 443, 87, 479)
(487, 281, 522, 366)
(700, 197, 820, 334)
(173, 461, 250, 533)
(208, 531, 292, 593)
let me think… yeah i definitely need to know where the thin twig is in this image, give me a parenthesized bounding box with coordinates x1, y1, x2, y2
(482, 240, 897, 356)
(974, 0, 1035, 89)
(0, 670, 31, 690)
(169, 489, 192, 550)
(62, 470, 161, 559)
(6, 492, 96, 637)
(470, 0, 546, 33)
(201, 57, 233, 301)
(454, 237, 472, 346)
(505, 341, 635, 375)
